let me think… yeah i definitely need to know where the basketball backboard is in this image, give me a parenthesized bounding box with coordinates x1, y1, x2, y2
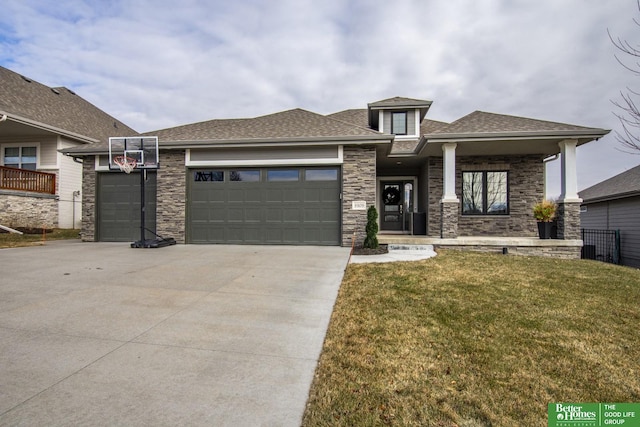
(108, 137, 159, 170)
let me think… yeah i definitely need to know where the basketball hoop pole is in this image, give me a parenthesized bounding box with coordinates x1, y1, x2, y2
(109, 136, 176, 248)
(139, 168, 146, 245)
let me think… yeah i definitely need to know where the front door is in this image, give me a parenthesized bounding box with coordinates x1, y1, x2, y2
(380, 180, 414, 232)
(381, 182, 404, 231)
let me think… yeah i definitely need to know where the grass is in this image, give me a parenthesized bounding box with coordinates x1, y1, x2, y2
(0, 228, 80, 248)
(302, 250, 640, 427)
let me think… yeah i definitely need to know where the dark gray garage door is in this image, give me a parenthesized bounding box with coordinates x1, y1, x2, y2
(188, 167, 340, 245)
(97, 172, 156, 242)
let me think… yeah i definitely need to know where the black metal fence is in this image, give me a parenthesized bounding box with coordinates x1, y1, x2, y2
(581, 229, 621, 264)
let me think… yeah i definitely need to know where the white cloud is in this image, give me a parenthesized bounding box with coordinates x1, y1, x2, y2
(1, 0, 640, 194)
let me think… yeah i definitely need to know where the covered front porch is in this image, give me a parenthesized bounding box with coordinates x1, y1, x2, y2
(374, 115, 609, 248)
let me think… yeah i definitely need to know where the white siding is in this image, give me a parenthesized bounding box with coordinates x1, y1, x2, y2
(57, 139, 83, 228)
(39, 137, 59, 167)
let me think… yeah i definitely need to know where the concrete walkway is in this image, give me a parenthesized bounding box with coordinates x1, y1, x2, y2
(0, 241, 350, 426)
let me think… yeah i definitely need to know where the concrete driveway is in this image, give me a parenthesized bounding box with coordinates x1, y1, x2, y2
(0, 241, 350, 426)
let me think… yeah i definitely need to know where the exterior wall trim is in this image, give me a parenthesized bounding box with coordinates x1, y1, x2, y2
(185, 146, 344, 167)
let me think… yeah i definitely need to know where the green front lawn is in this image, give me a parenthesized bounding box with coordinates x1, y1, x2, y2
(303, 250, 640, 426)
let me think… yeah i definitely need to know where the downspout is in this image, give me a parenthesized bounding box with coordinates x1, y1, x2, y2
(542, 154, 559, 200)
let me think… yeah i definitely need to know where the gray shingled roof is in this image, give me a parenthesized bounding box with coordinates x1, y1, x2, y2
(421, 118, 449, 134)
(0, 66, 137, 143)
(579, 164, 640, 203)
(146, 108, 385, 142)
(427, 111, 607, 137)
(368, 96, 432, 108)
(327, 109, 370, 128)
(329, 108, 449, 135)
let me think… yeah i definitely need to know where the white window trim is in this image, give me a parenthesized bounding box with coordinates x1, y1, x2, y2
(1, 142, 41, 169)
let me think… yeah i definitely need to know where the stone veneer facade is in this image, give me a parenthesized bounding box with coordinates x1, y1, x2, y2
(426, 154, 544, 237)
(556, 201, 581, 240)
(342, 146, 376, 246)
(156, 151, 186, 243)
(81, 156, 96, 241)
(0, 191, 58, 228)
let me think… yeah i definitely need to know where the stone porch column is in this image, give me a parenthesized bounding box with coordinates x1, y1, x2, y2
(441, 143, 459, 238)
(557, 139, 581, 240)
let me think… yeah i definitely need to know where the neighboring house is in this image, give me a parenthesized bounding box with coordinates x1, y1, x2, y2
(579, 164, 640, 268)
(63, 95, 610, 259)
(0, 66, 136, 229)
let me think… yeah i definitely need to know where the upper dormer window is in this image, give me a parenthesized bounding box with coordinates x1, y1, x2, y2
(391, 111, 407, 135)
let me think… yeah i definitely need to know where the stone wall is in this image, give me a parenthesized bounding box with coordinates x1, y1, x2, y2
(426, 155, 544, 237)
(427, 158, 443, 236)
(156, 150, 186, 243)
(457, 155, 543, 236)
(435, 244, 581, 260)
(440, 201, 459, 238)
(81, 156, 96, 241)
(342, 146, 376, 246)
(557, 201, 581, 240)
(0, 191, 58, 228)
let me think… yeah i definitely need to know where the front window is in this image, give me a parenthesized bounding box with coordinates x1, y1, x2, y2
(391, 112, 407, 135)
(4, 146, 37, 170)
(462, 171, 508, 215)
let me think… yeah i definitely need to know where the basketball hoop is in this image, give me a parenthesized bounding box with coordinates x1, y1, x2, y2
(113, 155, 138, 174)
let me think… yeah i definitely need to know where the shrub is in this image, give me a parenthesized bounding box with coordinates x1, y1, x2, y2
(363, 205, 379, 249)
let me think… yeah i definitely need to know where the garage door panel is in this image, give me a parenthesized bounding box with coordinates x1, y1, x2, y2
(97, 172, 156, 242)
(187, 168, 339, 245)
(282, 208, 301, 222)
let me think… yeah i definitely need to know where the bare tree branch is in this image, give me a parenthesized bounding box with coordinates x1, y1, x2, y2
(610, 0, 640, 153)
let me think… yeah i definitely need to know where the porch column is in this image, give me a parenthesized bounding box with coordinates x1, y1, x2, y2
(441, 143, 459, 238)
(557, 139, 581, 240)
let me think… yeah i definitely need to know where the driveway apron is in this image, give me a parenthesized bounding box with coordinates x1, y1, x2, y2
(0, 241, 350, 426)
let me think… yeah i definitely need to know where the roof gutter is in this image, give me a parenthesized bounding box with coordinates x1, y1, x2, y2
(0, 111, 99, 144)
(579, 190, 640, 205)
(157, 134, 393, 149)
(424, 129, 610, 143)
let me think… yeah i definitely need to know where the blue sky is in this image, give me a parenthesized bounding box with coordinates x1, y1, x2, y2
(1, 0, 639, 195)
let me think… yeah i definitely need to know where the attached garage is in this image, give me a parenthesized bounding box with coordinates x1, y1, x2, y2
(187, 167, 340, 245)
(96, 171, 156, 241)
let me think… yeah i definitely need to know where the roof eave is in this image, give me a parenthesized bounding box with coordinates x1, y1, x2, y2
(159, 134, 393, 149)
(0, 111, 99, 144)
(580, 190, 640, 204)
(61, 134, 393, 156)
(424, 129, 610, 143)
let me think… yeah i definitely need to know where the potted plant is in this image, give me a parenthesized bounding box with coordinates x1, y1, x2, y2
(533, 199, 556, 239)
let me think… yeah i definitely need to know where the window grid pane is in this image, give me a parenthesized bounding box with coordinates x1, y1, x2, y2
(229, 170, 260, 182)
(305, 169, 338, 181)
(391, 112, 407, 135)
(267, 169, 299, 181)
(486, 172, 508, 214)
(462, 172, 483, 214)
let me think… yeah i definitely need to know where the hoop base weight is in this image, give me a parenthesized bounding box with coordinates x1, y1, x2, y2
(131, 237, 177, 249)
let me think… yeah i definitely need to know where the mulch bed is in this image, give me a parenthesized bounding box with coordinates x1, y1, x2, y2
(351, 244, 388, 255)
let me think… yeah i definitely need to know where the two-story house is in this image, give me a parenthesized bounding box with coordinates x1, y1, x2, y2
(0, 66, 136, 230)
